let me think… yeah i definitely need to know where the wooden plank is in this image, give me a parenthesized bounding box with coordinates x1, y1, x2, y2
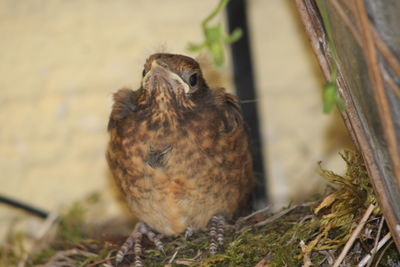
(295, 0, 400, 251)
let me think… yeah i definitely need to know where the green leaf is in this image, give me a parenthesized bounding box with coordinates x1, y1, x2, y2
(187, 42, 206, 52)
(187, 0, 242, 67)
(322, 81, 346, 113)
(225, 28, 243, 43)
(323, 82, 337, 114)
(210, 41, 225, 67)
(204, 24, 223, 42)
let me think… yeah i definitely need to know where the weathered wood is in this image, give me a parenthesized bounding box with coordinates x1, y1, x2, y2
(295, 0, 400, 251)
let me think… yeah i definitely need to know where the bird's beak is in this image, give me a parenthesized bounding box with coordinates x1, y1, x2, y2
(142, 60, 190, 94)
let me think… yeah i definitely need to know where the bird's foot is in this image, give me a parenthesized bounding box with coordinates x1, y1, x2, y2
(184, 225, 196, 240)
(116, 222, 164, 266)
(208, 215, 225, 255)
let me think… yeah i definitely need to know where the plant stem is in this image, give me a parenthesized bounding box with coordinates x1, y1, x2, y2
(202, 0, 229, 28)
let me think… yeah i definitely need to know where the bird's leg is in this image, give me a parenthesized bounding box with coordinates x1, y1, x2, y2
(209, 215, 226, 255)
(115, 222, 142, 266)
(116, 222, 164, 266)
(216, 216, 225, 246)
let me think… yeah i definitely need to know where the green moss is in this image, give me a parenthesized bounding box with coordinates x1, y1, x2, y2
(378, 242, 400, 266)
(141, 209, 319, 267)
(301, 150, 380, 259)
(57, 202, 87, 243)
(0, 232, 27, 267)
(30, 248, 57, 265)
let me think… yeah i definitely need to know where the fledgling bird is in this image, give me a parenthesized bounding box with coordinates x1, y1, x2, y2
(106, 53, 253, 265)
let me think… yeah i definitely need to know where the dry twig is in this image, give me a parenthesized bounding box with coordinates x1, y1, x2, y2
(333, 204, 375, 267)
(300, 240, 313, 267)
(366, 217, 385, 267)
(251, 202, 315, 229)
(236, 205, 270, 225)
(358, 232, 392, 267)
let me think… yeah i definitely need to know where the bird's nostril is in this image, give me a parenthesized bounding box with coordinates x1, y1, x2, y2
(156, 60, 169, 69)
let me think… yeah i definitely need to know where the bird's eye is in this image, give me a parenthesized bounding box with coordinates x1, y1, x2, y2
(142, 69, 146, 77)
(189, 73, 198, 86)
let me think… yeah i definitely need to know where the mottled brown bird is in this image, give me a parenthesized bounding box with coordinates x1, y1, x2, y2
(106, 53, 253, 265)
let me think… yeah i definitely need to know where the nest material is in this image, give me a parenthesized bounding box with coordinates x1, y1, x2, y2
(1, 151, 399, 266)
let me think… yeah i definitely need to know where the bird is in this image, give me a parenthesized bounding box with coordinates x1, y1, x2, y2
(106, 53, 253, 266)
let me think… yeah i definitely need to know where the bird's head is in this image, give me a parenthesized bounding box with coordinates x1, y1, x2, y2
(141, 53, 209, 110)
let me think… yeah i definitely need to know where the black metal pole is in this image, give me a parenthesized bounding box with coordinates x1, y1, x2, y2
(0, 195, 49, 218)
(226, 0, 268, 209)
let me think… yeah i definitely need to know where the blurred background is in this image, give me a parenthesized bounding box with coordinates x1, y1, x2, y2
(0, 0, 353, 242)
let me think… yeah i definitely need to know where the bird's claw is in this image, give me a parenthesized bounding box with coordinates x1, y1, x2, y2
(184, 225, 195, 240)
(116, 222, 164, 266)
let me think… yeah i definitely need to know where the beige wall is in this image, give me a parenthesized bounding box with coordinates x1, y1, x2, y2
(0, 0, 352, 241)
(251, 1, 353, 207)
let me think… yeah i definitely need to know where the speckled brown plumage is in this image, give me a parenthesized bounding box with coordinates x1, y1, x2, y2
(106, 53, 253, 263)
